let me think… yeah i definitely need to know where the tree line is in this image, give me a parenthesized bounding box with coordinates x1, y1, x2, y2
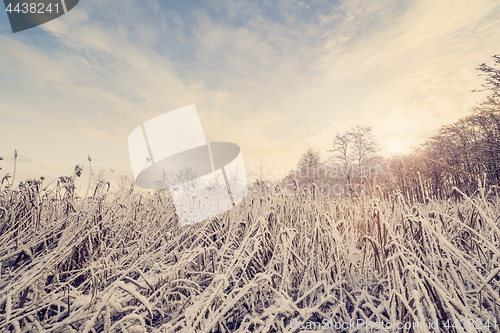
(384, 54, 500, 200)
(253, 54, 500, 202)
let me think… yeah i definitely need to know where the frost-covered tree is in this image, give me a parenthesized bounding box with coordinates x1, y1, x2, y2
(296, 147, 322, 186)
(327, 125, 380, 193)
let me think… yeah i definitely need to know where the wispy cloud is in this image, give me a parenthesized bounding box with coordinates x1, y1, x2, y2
(0, 0, 499, 186)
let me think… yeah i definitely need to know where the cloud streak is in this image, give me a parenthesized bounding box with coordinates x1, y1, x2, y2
(0, 0, 499, 187)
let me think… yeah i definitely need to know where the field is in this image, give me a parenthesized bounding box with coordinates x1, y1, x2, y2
(1, 178, 500, 332)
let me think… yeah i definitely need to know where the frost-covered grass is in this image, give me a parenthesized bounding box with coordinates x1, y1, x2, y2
(1, 179, 500, 332)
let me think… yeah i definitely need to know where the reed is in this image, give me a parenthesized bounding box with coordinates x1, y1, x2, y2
(0, 166, 499, 332)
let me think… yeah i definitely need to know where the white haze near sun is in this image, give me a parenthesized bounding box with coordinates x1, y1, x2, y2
(387, 139, 405, 155)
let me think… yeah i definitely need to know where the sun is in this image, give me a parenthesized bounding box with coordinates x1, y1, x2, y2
(387, 139, 404, 154)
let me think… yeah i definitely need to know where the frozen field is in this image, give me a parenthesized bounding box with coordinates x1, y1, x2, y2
(1, 180, 500, 332)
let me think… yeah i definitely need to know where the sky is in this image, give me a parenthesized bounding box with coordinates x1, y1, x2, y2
(0, 0, 499, 193)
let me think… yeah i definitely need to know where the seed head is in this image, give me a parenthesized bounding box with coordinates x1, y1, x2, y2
(75, 165, 83, 177)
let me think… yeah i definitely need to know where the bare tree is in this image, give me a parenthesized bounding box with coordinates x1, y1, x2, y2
(349, 125, 379, 166)
(296, 147, 322, 186)
(328, 125, 380, 193)
(473, 54, 500, 105)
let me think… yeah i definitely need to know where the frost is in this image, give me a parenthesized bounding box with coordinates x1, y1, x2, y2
(1, 181, 499, 332)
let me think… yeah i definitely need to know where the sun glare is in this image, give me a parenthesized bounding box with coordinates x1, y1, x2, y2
(387, 139, 404, 154)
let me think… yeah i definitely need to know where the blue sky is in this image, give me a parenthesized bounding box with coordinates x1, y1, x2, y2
(1, 0, 500, 191)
